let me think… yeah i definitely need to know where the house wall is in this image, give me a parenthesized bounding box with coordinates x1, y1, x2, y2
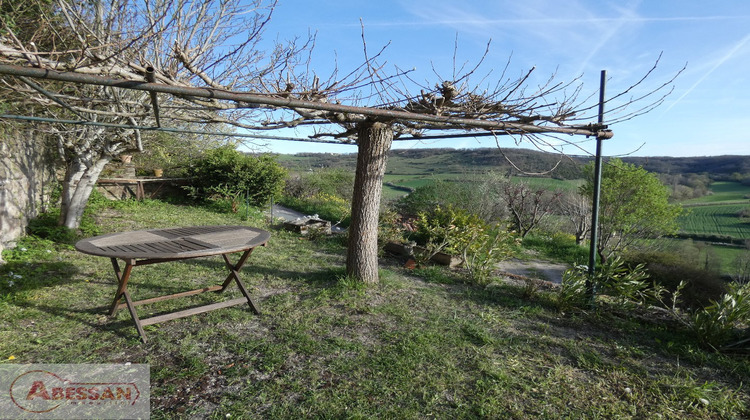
(0, 128, 55, 261)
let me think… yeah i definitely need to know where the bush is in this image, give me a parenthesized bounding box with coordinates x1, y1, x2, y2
(26, 188, 108, 242)
(185, 147, 286, 211)
(557, 257, 655, 310)
(395, 180, 481, 219)
(280, 193, 351, 227)
(413, 205, 517, 284)
(522, 232, 590, 264)
(461, 227, 519, 285)
(672, 281, 750, 351)
(378, 207, 404, 253)
(284, 168, 354, 200)
(413, 205, 486, 256)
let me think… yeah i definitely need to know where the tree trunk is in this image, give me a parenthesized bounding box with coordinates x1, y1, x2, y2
(59, 156, 110, 229)
(346, 121, 393, 284)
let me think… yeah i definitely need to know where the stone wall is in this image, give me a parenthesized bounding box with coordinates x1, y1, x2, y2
(0, 128, 56, 261)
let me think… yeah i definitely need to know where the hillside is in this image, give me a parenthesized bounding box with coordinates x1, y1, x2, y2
(277, 148, 584, 179)
(276, 148, 750, 180)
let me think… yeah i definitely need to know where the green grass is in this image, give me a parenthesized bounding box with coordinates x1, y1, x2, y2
(2, 199, 749, 418)
(653, 238, 749, 276)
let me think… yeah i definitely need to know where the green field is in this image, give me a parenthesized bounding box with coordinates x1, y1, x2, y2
(677, 182, 750, 240)
(510, 176, 583, 192)
(682, 181, 750, 204)
(678, 204, 750, 239)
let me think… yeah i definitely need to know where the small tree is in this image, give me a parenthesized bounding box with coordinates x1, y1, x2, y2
(581, 158, 682, 262)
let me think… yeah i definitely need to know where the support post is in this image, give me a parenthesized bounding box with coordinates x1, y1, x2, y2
(587, 70, 607, 301)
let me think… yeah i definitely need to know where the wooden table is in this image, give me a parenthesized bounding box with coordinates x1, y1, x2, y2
(76, 226, 270, 343)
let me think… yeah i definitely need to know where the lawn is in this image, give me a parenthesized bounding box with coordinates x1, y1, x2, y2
(1, 198, 748, 418)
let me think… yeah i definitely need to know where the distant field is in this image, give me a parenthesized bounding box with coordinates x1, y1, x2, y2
(655, 238, 747, 275)
(676, 182, 750, 240)
(678, 204, 750, 239)
(681, 181, 750, 204)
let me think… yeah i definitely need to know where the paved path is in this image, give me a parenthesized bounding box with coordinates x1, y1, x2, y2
(270, 204, 308, 222)
(269, 204, 346, 233)
(495, 258, 568, 284)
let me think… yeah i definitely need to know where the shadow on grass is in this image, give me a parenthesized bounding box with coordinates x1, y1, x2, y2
(0, 260, 80, 295)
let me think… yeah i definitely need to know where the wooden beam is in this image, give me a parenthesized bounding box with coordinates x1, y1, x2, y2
(139, 297, 249, 326)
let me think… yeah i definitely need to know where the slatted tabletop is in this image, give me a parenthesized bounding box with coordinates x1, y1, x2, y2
(75, 225, 271, 259)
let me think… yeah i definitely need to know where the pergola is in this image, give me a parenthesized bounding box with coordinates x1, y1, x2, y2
(0, 63, 610, 289)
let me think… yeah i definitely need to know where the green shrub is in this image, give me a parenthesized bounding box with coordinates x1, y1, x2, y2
(557, 265, 591, 310)
(395, 180, 480, 218)
(133, 131, 226, 177)
(678, 281, 750, 351)
(522, 232, 590, 264)
(26, 214, 79, 243)
(185, 147, 286, 210)
(557, 257, 656, 310)
(280, 193, 351, 227)
(26, 188, 107, 242)
(414, 205, 486, 256)
(413, 205, 517, 284)
(284, 168, 354, 200)
(461, 226, 519, 285)
(378, 207, 404, 253)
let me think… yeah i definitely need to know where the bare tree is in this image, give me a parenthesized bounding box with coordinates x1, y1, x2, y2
(0, 1, 681, 283)
(0, 0, 311, 228)
(499, 180, 561, 238)
(558, 191, 592, 245)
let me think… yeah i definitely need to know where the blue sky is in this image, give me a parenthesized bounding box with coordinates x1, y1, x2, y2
(246, 0, 750, 157)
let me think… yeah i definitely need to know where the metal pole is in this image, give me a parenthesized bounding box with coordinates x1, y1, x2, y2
(587, 70, 607, 300)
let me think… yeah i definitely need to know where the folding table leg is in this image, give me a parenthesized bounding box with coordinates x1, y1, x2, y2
(123, 291, 148, 343)
(109, 258, 134, 316)
(221, 250, 260, 314)
(108, 258, 148, 342)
